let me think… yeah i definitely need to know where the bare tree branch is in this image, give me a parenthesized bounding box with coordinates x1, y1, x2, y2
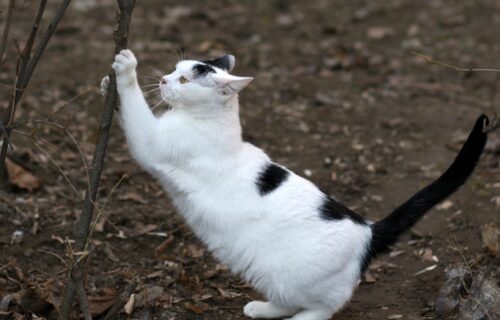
(58, 1, 136, 318)
(0, 0, 72, 186)
(0, 0, 15, 67)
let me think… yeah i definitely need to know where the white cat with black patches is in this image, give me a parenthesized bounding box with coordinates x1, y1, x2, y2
(101, 50, 489, 320)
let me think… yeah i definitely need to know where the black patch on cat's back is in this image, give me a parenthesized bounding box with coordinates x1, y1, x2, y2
(320, 195, 367, 225)
(193, 64, 216, 78)
(256, 163, 290, 196)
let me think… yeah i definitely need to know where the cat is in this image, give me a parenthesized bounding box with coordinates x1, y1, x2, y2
(101, 49, 489, 320)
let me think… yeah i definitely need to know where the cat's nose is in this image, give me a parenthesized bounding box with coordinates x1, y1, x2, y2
(160, 77, 167, 85)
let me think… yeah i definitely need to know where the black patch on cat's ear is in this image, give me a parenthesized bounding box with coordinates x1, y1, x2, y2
(192, 64, 216, 78)
(203, 55, 235, 72)
(320, 195, 367, 225)
(256, 163, 290, 196)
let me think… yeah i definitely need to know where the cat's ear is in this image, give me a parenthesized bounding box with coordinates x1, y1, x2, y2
(212, 73, 253, 94)
(204, 55, 235, 72)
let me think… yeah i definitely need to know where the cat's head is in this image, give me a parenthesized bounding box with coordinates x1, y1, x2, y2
(159, 55, 253, 108)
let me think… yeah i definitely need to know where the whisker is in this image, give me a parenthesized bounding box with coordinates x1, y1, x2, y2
(151, 99, 165, 111)
(144, 87, 160, 95)
(139, 75, 161, 81)
(141, 83, 160, 89)
(146, 65, 164, 78)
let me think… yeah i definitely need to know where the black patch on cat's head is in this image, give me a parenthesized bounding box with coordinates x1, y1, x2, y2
(192, 64, 216, 78)
(256, 163, 290, 196)
(319, 195, 367, 225)
(203, 55, 235, 72)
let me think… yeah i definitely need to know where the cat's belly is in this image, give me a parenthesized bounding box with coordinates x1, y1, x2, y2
(182, 202, 371, 308)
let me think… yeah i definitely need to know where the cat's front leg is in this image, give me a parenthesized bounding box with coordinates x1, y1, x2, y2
(106, 50, 160, 168)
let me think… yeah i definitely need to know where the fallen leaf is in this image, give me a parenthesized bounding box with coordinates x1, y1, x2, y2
(414, 264, 438, 276)
(134, 286, 165, 308)
(481, 223, 499, 256)
(437, 200, 453, 210)
(420, 248, 438, 262)
(124, 293, 135, 315)
(17, 286, 56, 318)
(367, 26, 394, 40)
(215, 287, 241, 299)
(154, 234, 174, 255)
(118, 192, 148, 204)
(184, 302, 207, 314)
(363, 271, 377, 283)
(5, 158, 41, 192)
(183, 244, 204, 258)
(88, 294, 116, 316)
(146, 270, 163, 279)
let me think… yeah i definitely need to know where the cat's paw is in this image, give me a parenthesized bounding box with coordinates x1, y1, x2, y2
(244, 301, 296, 319)
(112, 49, 137, 88)
(244, 301, 266, 318)
(100, 75, 109, 97)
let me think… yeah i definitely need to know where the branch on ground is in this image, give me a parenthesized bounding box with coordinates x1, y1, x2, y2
(413, 52, 500, 73)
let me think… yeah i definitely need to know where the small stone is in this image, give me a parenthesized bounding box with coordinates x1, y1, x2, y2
(387, 315, 403, 320)
(331, 172, 337, 181)
(367, 26, 394, 40)
(304, 169, 312, 177)
(10, 230, 24, 245)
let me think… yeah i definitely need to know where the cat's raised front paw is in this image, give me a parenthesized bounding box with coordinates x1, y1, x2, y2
(100, 75, 109, 97)
(112, 49, 138, 88)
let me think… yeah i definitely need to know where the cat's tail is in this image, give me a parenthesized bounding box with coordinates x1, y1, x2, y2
(369, 114, 489, 257)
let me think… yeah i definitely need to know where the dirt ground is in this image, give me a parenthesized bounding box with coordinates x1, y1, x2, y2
(0, 0, 499, 319)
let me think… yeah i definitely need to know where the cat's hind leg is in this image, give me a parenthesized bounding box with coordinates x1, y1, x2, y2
(243, 301, 297, 319)
(284, 307, 334, 320)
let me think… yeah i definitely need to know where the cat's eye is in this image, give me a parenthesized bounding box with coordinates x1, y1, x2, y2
(179, 76, 189, 84)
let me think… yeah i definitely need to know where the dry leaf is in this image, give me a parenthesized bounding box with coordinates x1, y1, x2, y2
(367, 26, 394, 40)
(363, 271, 377, 283)
(118, 192, 148, 204)
(421, 248, 438, 262)
(215, 287, 241, 299)
(88, 295, 116, 316)
(183, 244, 204, 258)
(481, 223, 499, 256)
(17, 286, 56, 318)
(5, 158, 41, 192)
(154, 234, 174, 255)
(437, 200, 453, 210)
(414, 264, 438, 276)
(134, 286, 165, 308)
(184, 302, 207, 314)
(124, 293, 135, 315)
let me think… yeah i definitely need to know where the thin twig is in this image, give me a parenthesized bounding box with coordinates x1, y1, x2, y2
(48, 86, 97, 120)
(0, 0, 72, 185)
(102, 279, 139, 320)
(58, 1, 136, 318)
(72, 268, 93, 320)
(0, 0, 15, 67)
(413, 52, 500, 73)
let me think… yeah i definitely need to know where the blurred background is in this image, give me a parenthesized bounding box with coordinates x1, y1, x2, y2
(0, 0, 498, 319)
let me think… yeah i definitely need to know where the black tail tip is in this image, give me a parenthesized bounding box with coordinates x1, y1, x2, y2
(475, 114, 489, 132)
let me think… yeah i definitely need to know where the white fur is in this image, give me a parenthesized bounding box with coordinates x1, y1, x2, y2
(104, 50, 373, 320)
